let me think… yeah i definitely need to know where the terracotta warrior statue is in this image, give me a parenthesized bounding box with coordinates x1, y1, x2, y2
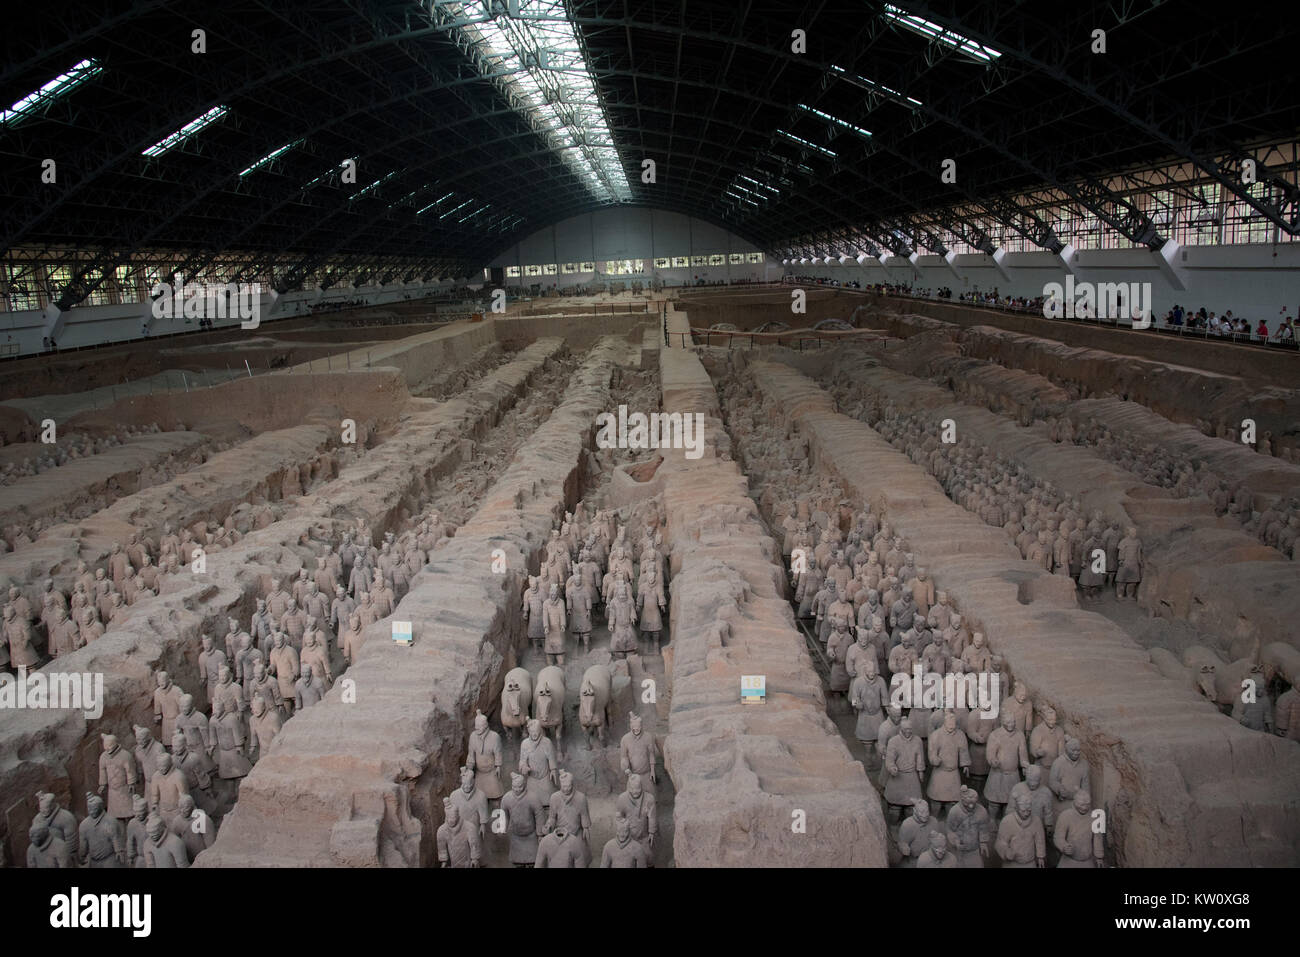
(915, 828, 956, 868)
(522, 575, 546, 654)
(1054, 789, 1104, 867)
(125, 796, 151, 868)
(984, 712, 1028, 822)
(883, 717, 926, 820)
(518, 718, 559, 807)
(248, 694, 284, 763)
(209, 699, 253, 779)
(450, 765, 490, 840)
(600, 813, 649, 868)
(1011, 764, 1056, 846)
(79, 793, 125, 867)
(945, 785, 991, 868)
(1049, 737, 1090, 819)
(534, 823, 584, 868)
(619, 712, 657, 787)
(133, 725, 167, 795)
(636, 561, 666, 654)
(500, 771, 545, 867)
(26, 824, 61, 868)
(566, 564, 593, 652)
(174, 794, 214, 863)
(995, 791, 1046, 868)
(926, 710, 970, 814)
(466, 711, 504, 800)
(616, 772, 657, 860)
(196, 636, 228, 708)
(545, 769, 593, 867)
(897, 798, 941, 867)
(294, 664, 326, 710)
(607, 578, 639, 659)
(542, 583, 567, 666)
(33, 791, 78, 867)
(1115, 526, 1143, 600)
(1030, 706, 1066, 771)
(849, 656, 889, 764)
(147, 752, 191, 830)
(143, 813, 189, 869)
(268, 632, 300, 716)
(98, 733, 139, 820)
(436, 798, 481, 868)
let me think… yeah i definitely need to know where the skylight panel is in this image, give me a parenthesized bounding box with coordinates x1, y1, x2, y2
(727, 182, 770, 202)
(416, 192, 456, 215)
(829, 63, 924, 107)
(457, 203, 492, 223)
(777, 129, 838, 159)
(798, 103, 872, 139)
(388, 189, 420, 209)
(881, 4, 1002, 63)
(1, 58, 104, 126)
(439, 198, 475, 220)
(724, 190, 760, 208)
(302, 156, 356, 190)
(142, 105, 229, 157)
(440, 0, 631, 203)
(352, 170, 398, 199)
(738, 174, 781, 195)
(239, 139, 301, 177)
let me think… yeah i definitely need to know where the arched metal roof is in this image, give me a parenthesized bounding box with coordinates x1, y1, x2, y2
(1, 0, 1296, 307)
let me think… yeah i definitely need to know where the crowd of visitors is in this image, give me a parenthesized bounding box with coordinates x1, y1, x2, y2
(1159, 304, 1295, 343)
(782, 275, 1297, 347)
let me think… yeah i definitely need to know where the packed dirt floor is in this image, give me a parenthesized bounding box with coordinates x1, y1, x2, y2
(1, 289, 1296, 868)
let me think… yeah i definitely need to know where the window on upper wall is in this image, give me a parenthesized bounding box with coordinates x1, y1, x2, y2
(114, 264, 139, 301)
(653, 258, 669, 268)
(729, 253, 744, 264)
(561, 263, 577, 274)
(747, 252, 764, 263)
(505, 266, 521, 277)
(580, 261, 595, 271)
(83, 269, 116, 306)
(690, 255, 707, 267)
(524, 264, 542, 276)
(6, 281, 38, 311)
(2, 263, 39, 311)
(542, 264, 557, 275)
(708, 254, 725, 266)
(672, 256, 688, 267)
(143, 265, 167, 295)
(1222, 199, 1274, 245)
(45, 264, 71, 303)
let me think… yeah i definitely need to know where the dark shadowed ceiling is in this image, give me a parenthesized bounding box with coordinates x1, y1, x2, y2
(1, 0, 1296, 304)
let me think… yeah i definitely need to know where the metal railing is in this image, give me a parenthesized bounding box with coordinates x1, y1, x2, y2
(0, 313, 304, 364)
(782, 279, 1300, 354)
(520, 301, 652, 316)
(0, 294, 458, 364)
(674, 330, 887, 351)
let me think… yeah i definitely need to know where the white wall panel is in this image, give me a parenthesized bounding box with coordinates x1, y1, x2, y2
(553, 216, 591, 264)
(490, 206, 760, 269)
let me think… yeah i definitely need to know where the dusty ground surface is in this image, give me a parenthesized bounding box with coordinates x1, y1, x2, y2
(1, 293, 1295, 868)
